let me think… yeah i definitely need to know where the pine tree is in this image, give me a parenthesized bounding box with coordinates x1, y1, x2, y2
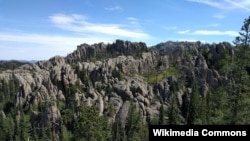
(60, 125, 72, 141)
(230, 16, 250, 124)
(0, 115, 15, 141)
(125, 102, 148, 141)
(19, 112, 29, 141)
(158, 104, 165, 125)
(111, 118, 126, 141)
(74, 106, 108, 141)
(205, 87, 230, 124)
(167, 93, 182, 125)
(186, 81, 201, 125)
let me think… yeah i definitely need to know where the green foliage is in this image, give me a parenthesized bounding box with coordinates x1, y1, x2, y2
(107, 104, 115, 117)
(167, 93, 182, 125)
(68, 81, 83, 110)
(112, 69, 123, 81)
(135, 48, 143, 59)
(233, 94, 250, 124)
(0, 113, 15, 141)
(186, 81, 201, 125)
(0, 79, 18, 110)
(31, 82, 35, 91)
(158, 104, 165, 125)
(75, 65, 89, 86)
(74, 106, 109, 141)
(145, 65, 180, 85)
(112, 102, 149, 141)
(17, 111, 30, 141)
(234, 16, 250, 46)
(125, 102, 148, 141)
(228, 16, 250, 125)
(38, 125, 51, 141)
(111, 119, 126, 141)
(70, 82, 82, 94)
(3, 101, 15, 116)
(183, 52, 193, 61)
(215, 50, 232, 75)
(205, 87, 230, 124)
(89, 57, 97, 63)
(57, 100, 66, 110)
(105, 85, 113, 95)
(89, 53, 107, 63)
(95, 83, 103, 93)
(0, 60, 29, 71)
(29, 125, 39, 141)
(60, 125, 73, 141)
(61, 108, 75, 131)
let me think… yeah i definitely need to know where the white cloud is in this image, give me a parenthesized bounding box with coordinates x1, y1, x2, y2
(192, 30, 238, 36)
(0, 32, 112, 46)
(164, 26, 178, 30)
(224, 0, 250, 11)
(0, 14, 151, 60)
(177, 29, 238, 36)
(177, 39, 207, 43)
(187, 0, 250, 11)
(127, 17, 139, 25)
(127, 17, 137, 21)
(50, 14, 87, 24)
(105, 5, 123, 11)
(177, 30, 191, 34)
(187, 0, 225, 9)
(206, 23, 220, 27)
(127, 17, 139, 24)
(49, 14, 149, 39)
(0, 32, 115, 60)
(213, 14, 225, 19)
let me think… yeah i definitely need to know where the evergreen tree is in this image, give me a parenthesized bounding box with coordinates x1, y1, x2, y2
(186, 81, 201, 125)
(205, 87, 230, 124)
(29, 125, 39, 141)
(158, 104, 165, 125)
(111, 118, 126, 141)
(60, 125, 72, 141)
(74, 106, 108, 141)
(230, 16, 250, 124)
(61, 108, 75, 132)
(19, 110, 30, 141)
(0, 115, 15, 141)
(234, 16, 250, 46)
(125, 102, 148, 141)
(167, 93, 182, 125)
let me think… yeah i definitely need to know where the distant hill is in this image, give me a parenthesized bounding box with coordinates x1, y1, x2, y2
(0, 60, 35, 71)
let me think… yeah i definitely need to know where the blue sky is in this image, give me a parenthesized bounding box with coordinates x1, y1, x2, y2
(0, 0, 249, 60)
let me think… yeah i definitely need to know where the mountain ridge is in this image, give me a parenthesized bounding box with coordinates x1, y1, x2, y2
(1, 39, 249, 140)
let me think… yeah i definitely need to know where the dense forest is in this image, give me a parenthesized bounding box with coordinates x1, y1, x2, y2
(0, 16, 250, 141)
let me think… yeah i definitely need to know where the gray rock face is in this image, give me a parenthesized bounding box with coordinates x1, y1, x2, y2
(0, 40, 234, 133)
(66, 39, 148, 63)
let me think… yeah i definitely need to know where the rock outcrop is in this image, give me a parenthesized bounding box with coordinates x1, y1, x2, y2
(0, 40, 234, 137)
